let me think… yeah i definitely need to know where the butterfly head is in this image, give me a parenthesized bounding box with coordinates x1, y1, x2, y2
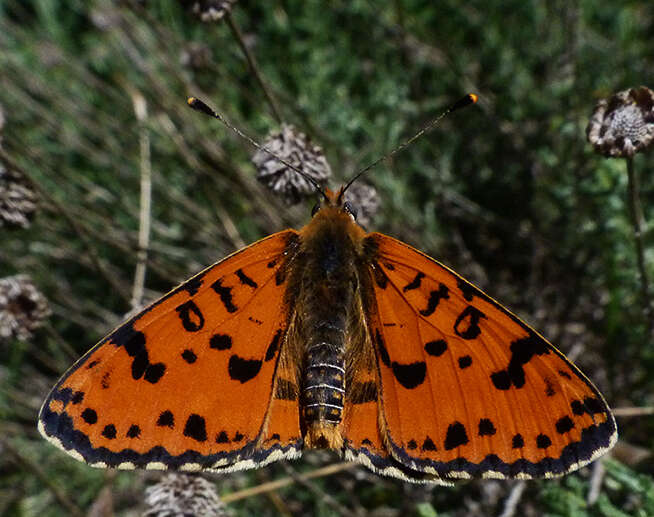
(311, 186, 358, 224)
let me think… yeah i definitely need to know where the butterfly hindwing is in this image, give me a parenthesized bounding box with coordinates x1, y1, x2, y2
(361, 233, 617, 479)
(38, 230, 303, 472)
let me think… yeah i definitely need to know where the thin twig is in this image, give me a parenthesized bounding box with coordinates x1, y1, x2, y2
(587, 459, 606, 505)
(129, 89, 152, 312)
(1, 438, 84, 517)
(498, 480, 526, 517)
(254, 469, 293, 517)
(225, 12, 283, 124)
(613, 406, 654, 417)
(221, 462, 358, 503)
(626, 156, 653, 335)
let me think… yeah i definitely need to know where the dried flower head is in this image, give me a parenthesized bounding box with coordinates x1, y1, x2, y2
(253, 124, 332, 204)
(144, 473, 227, 517)
(343, 182, 380, 227)
(0, 162, 38, 229)
(190, 0, 238, 22)
(0, 275, 51, 341)
(587, 86, 654, 157)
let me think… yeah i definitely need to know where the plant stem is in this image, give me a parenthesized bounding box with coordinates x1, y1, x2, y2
(130, 89, 152, 312)
(626, 156, 653, 335)
(225, 12, 283, 124)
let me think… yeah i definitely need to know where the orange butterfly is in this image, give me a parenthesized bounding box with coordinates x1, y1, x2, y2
(39, 98, 616, 484)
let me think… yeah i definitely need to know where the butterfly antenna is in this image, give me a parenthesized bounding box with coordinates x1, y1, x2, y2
(342, 93, 478, 195)
(187, 97, 329, 201)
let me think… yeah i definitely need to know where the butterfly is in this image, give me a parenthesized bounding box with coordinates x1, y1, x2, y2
(39, 99, 617, 484)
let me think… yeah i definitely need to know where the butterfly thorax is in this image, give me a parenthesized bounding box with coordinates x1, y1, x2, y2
(291, 206, 366, 449)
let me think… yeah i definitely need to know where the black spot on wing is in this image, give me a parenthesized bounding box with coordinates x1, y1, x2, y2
(176, 300, 205, 332)
(444, 422, 469, 450)
(126, 425, 141, 438)
(210, 333, 232, 350)
(403, 272, 425, 292)
(183, 414, 207, 442)
(350, 381, 377, 404)
(583, 397, 605, 415)
(419, 284, 450, 317)
(571, 400, 585, 415)
(490, 333, 550, 390)
(215, 431, 230, 443)
(183, 276, 203, 296)
(71, 391, 84, 404)
(536, 434, 552, 449)
(407, 439, 418, 450)
(265, 329, 282, 361)
(181, 349, 197, 364)
(425, 339, 448, 357)
(391, 361, 426, 389)
(131, 348, 149, 380)
(114, 328, 163, 383)
(544, 377, 556, 396)
(478, 418, 496, 436)
(144, 363, 166, 383)
(556, 416, 575, 434)
(210, 279, 238, 313)
(102, 424, 117, 439)
(453, 306, 486, 339)
(236, 268, 258, 288)
(457, 278, 476, 301)
(375, 329, 390, 367)
(422, 437, 438, 451)
(87, 360, 100, 369)
(228, 355, 262, 383)
(512, 433, 524, 448)
(81, 408, 97, 425)
(157, 410, 174, 428)
(458, 355, 472, 369)
(456, 278, 492, 303)
(233, 432, 244, 442)
(101, 372, 111, 389)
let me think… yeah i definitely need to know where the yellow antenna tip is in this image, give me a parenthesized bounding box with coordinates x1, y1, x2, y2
(469, 93, 478, 103)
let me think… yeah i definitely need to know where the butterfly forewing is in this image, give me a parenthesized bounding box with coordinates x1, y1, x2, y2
(361, 233, 617, 479)
(39, 231, 303, 471)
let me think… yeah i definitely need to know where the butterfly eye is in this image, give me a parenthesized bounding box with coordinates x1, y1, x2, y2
(343, 201, 358, 220)
(311, 203, 321, 216)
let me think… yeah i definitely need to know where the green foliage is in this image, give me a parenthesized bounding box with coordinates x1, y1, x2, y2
(1, 0, 653, 515)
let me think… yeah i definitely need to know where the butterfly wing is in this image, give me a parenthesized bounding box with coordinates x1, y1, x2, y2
(358, 233, 617, 480)
(38, 230, 304, 472)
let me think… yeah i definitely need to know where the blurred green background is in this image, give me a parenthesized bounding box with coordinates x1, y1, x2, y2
(1, 1, 653, 515)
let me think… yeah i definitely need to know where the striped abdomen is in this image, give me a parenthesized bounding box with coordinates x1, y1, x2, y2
(301, 320, 346, 434)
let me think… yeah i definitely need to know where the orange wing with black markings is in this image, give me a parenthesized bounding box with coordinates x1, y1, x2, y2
(358, 232, 617, 479)
(38, 230, 303, 472)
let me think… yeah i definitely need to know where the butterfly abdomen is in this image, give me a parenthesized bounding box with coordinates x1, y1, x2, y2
(295, 210, 364, 449)
(302, 328, 346, 447)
